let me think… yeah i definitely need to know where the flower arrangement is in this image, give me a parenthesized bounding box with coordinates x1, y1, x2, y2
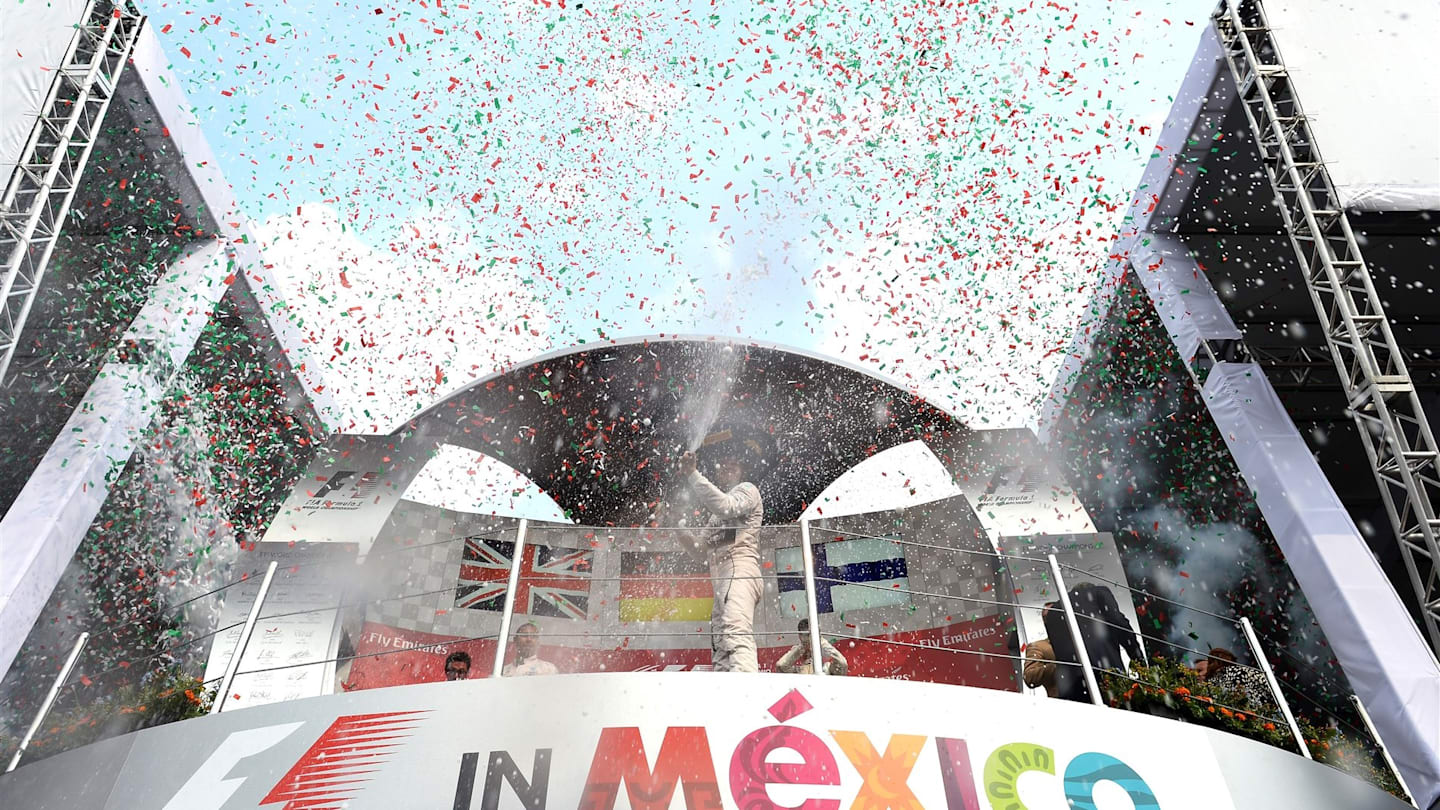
(0, 669, 213, 767)
(1101, 658, 1405, 801)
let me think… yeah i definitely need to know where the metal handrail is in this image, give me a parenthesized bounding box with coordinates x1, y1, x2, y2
(24, 518, 1391, 792)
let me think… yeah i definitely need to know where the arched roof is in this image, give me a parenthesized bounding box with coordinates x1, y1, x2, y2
(402, 336, 971, 524)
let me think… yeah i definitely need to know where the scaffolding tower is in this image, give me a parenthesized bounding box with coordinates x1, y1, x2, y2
(0, 0, 145, 385)
(1214, 0, 1440, 651)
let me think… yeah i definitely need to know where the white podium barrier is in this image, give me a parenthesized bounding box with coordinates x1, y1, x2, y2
(0, 672, 1408, 809)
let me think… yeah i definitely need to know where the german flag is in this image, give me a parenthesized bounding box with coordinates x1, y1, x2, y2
(620, 551, 712, 622)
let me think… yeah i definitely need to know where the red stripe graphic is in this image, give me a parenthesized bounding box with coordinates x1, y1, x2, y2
(619, 576, 713, 600)
(260, 711, 425, 809)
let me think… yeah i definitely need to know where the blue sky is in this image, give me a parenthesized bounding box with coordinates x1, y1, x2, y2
(140, 0, 1213, 433)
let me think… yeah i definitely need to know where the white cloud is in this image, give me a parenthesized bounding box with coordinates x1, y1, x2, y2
(801, 440, 962, 520)
(403, 443, 571, 522)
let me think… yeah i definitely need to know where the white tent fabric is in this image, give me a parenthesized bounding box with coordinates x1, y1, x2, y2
(1203, 363, 1440, 806)
(0, 0, 89, 178)
(1129, 233, 1244, 366)
(1265, 1, 1440, 212)
(0, 241, 231, 679)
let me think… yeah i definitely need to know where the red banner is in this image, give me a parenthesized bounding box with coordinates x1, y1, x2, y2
(347, 614, 1016, 691)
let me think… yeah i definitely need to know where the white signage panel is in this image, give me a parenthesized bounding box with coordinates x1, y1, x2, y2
(0, 673, 1407, 809)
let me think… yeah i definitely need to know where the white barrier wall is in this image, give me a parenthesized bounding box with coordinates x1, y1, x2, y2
(0, 673, 1408, 809)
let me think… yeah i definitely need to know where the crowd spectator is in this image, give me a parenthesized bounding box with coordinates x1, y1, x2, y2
(1196, 647, 1274, 711)
(1022, 617, 1060, 698)
(444, 650, 472, 681)
(775, 619, 848, 675)
(1066, 582, 1143, 672)
(502, 622, 558, 676)
(1040, 601, 1090, 702)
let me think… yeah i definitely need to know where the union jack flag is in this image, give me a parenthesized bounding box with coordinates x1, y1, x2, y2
(455, 536, 592, 620)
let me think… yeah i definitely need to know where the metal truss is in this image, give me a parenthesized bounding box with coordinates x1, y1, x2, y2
(1216, 0, 1440, 650)
(1245, 343, 1335, 392)
(0, 0, 144, 385)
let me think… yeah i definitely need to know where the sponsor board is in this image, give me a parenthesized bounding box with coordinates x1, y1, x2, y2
(201, 542, 356, 710)
(951, 431, 1098, 539)
(345, 613, 1014, 691)
(0, 673, 1404, 809)
(262, 434, 424, 552)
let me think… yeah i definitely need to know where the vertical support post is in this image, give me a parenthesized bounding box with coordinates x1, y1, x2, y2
(1048, 554, 1102, 706)
(1350, 695, 1417, 807)
(212, 561, 278, 714)
(493, 519, 529, 677)
(1238, 616, 1311, 759)
(799, 520, 826, 676)
(6, 631, 88, 772)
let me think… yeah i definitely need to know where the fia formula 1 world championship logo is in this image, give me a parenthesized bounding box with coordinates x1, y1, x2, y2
(162, 712, 424, 810)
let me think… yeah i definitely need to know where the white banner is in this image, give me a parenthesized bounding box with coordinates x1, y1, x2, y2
(202, 542, 355, 709)
(0, 672, 1406, 809)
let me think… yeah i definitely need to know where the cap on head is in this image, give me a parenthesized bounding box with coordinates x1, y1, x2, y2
(698, 425, 773, 480)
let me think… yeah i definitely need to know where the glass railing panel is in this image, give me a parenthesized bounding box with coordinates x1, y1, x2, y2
(337, 514, 518, 688)
(0, 567, 252, 765)
(806, 502, 1019, 690)
(216, 547, 352, 707)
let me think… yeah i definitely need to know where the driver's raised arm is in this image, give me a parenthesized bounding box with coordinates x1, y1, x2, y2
(686, 469, 759, 519)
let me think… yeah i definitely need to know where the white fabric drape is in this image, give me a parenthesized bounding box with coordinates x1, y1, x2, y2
(1203, 362, 1440, 807)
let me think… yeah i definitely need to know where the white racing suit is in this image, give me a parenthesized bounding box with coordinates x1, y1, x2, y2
(687, 470, 765, 672)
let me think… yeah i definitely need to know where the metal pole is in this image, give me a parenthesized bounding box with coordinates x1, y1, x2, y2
(1350, 694, 1417, 807)
(493, 519, 530, 677)
(799, 521, 826, 676)
(1238, 617, 1311, 759)
(6, 632, 88, 772)
(1048, 554, 1102, 706)
(212, 561, 278, 714)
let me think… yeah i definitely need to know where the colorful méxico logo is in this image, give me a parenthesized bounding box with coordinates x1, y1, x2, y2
(451, 689, 1161, 810)
(166, 690, 1160, 809)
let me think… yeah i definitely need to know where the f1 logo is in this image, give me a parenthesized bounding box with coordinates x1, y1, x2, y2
(311, 470, 359, 500)
(162, 712, 423, 809)
(161, 723, 302, 810)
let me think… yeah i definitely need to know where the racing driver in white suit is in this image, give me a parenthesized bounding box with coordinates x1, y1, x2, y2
(679, 430, 767, 673)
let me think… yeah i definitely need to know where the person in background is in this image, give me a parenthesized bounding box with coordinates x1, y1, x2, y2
(1066, 581, 1144, 672)
(1041, 600, 1090, 702)
(1022, 603, 1061, 697)
(1196, 647, 1274, 711)
(776, 618, 848, 675)
(502, 622, 558, 676)
(443, 650, 472, 681)
(679, 427, 769, 673)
